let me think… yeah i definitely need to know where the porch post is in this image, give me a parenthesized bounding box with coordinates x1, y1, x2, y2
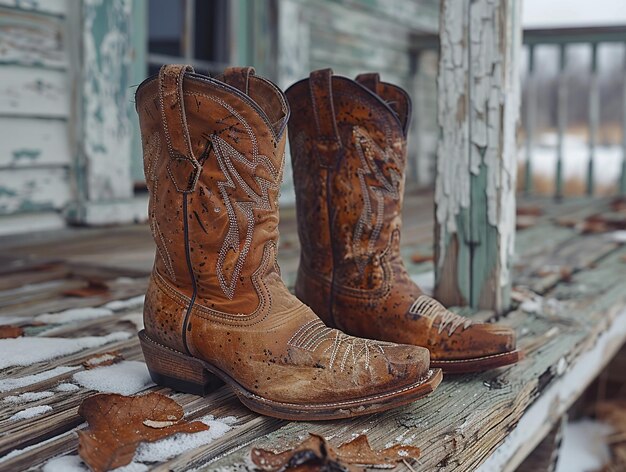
(434, 0, 522, 312)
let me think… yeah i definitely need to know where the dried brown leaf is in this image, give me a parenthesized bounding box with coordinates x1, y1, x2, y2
(251, 433, 420, 471)
(517, 205, 543, 216)
(0, 325, 24, 339)
(82, 351, 124, 369)
(336, 435, 420, 466)
(63, 279, 110, 298)
(410, 252, 433, 264)
(78, 392, 207, 472)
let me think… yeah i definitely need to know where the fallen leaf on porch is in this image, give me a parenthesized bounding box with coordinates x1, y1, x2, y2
(517, 205, 543, 216)
(554, 217, 580, 229)
(516, 215, 537, 230)
(77, 392, 208, 472)
(0, 325, 24, 339)
(62, 279, 110, 298)
(82, 351, 124, 369)
(410, 252, 433, 264)
(610, 196, 626, 212)
(251, 433, 420, 471)
(596, 400, 626, 471)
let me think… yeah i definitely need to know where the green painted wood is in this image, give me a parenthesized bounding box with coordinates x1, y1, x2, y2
(130, 0, 147, 184)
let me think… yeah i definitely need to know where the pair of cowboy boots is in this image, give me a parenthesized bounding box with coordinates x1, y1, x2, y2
(135, 65, 519, 421)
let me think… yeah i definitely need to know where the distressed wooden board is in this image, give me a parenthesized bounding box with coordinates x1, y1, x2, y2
(0, 66, 69, 118)
(1, 198, 625, 472)
(0, 118, 69, 168)
(0, 0, 67, 16)
(80, 0, 134, 202)
(0, 7, 67, 68)
(0, 167, 70, 215)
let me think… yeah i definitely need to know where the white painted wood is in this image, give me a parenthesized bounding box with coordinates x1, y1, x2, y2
(0, 167, 71, 214)
(477, 307, 626, 472)
(435, 0, 522, 311)
(0, 8, 67, 68)
(0, 211, 65, 236)
(0, 118, 69, 168)
(67, 196, 149, 226)
(80, 0, 133, 202)
(0, 0, 68, 16)
(0, 66, 69, 117)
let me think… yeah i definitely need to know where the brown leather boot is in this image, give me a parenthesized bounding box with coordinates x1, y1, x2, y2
(286, 69, 521, 373)
(134, 65, 441, 420)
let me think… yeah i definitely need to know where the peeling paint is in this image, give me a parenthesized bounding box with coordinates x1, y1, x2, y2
(435, 0, 521, 312)
(81, 0, 133, 201)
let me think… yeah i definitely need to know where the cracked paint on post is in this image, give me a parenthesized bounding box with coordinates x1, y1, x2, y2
(435, 0, 521, 312)
(82, 0, 133, 201)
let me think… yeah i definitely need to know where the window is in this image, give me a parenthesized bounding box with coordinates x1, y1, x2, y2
(148, 0, 230, 76)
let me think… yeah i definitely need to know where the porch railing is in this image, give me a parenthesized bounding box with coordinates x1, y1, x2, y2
(522, 26, 626, 197)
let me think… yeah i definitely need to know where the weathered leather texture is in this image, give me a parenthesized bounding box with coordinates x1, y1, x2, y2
(286, 70, 516, 361)
(135, 65, 431, 404)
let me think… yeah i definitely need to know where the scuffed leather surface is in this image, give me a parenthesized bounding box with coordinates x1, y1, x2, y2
(135, 66, 431, 404)
(286, 71, 516, 361)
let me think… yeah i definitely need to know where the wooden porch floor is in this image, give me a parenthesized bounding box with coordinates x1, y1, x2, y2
(0, 191, 625, 471)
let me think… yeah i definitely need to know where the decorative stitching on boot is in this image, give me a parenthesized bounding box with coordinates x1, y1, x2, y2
(351, 126, 403, 274)
(408, 295, 473, 336)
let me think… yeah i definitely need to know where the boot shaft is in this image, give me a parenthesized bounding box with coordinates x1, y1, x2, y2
(136, 65, 289, 312)
(286, 69, 411, 290)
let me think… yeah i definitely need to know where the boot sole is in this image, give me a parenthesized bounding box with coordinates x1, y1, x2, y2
(139, 330, 443, 420)
(430, 349, 523, 374)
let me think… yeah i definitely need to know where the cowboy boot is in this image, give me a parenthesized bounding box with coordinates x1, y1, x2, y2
(134, 65, 441, 420)
(286, 69, 521, 373)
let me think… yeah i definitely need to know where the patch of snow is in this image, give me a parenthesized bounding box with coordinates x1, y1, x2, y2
(0, 366, 74, 392)
(55, 383, 80, 392)
(410, 271, 434, 295)
(520, 298, 542, 314)
(104, 295, 145, 311)
(121, 312, 144, 331)
(42, 455, 85, 472)
(133, 415, 237, 463)
(73, 361, 154, 395)
(43, 455, 148, 472)
(0, 331, 131, 369)
(608, 231, 626, 243)
(4, 391, 54, 403)
(9, 405, 52, 421)
(35, 307, 114, 324)
(519, 137, 622, 188)
(555, 418, 613, 472)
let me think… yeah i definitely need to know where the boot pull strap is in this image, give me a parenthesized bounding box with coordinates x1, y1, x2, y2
(309, 68, 341, 167)
(355, 72, 380, 94)
(158, 64, 201, 193)
(223, 66, 255, 95)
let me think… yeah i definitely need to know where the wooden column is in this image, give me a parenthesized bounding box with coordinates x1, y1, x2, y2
(555, 45, 568, 200)
(587, 43, 599, 196)
(434, 0, 521, 312)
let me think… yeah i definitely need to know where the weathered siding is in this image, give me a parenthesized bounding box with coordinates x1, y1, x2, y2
(0, 1, 72, 217)
(277, 0, 440, 199)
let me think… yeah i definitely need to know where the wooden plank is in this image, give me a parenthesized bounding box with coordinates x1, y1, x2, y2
(0, 118, 70, 168)
(0, 167, 70, 215)
(434, 0, 522, 311)
(0, 0, 67, 16)
(0, 7, 67, 68)
(196, 245, 626, 471)
(0, 66, 69, 118)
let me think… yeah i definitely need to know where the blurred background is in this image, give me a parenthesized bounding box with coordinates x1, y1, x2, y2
(1, 0, 625, 236)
